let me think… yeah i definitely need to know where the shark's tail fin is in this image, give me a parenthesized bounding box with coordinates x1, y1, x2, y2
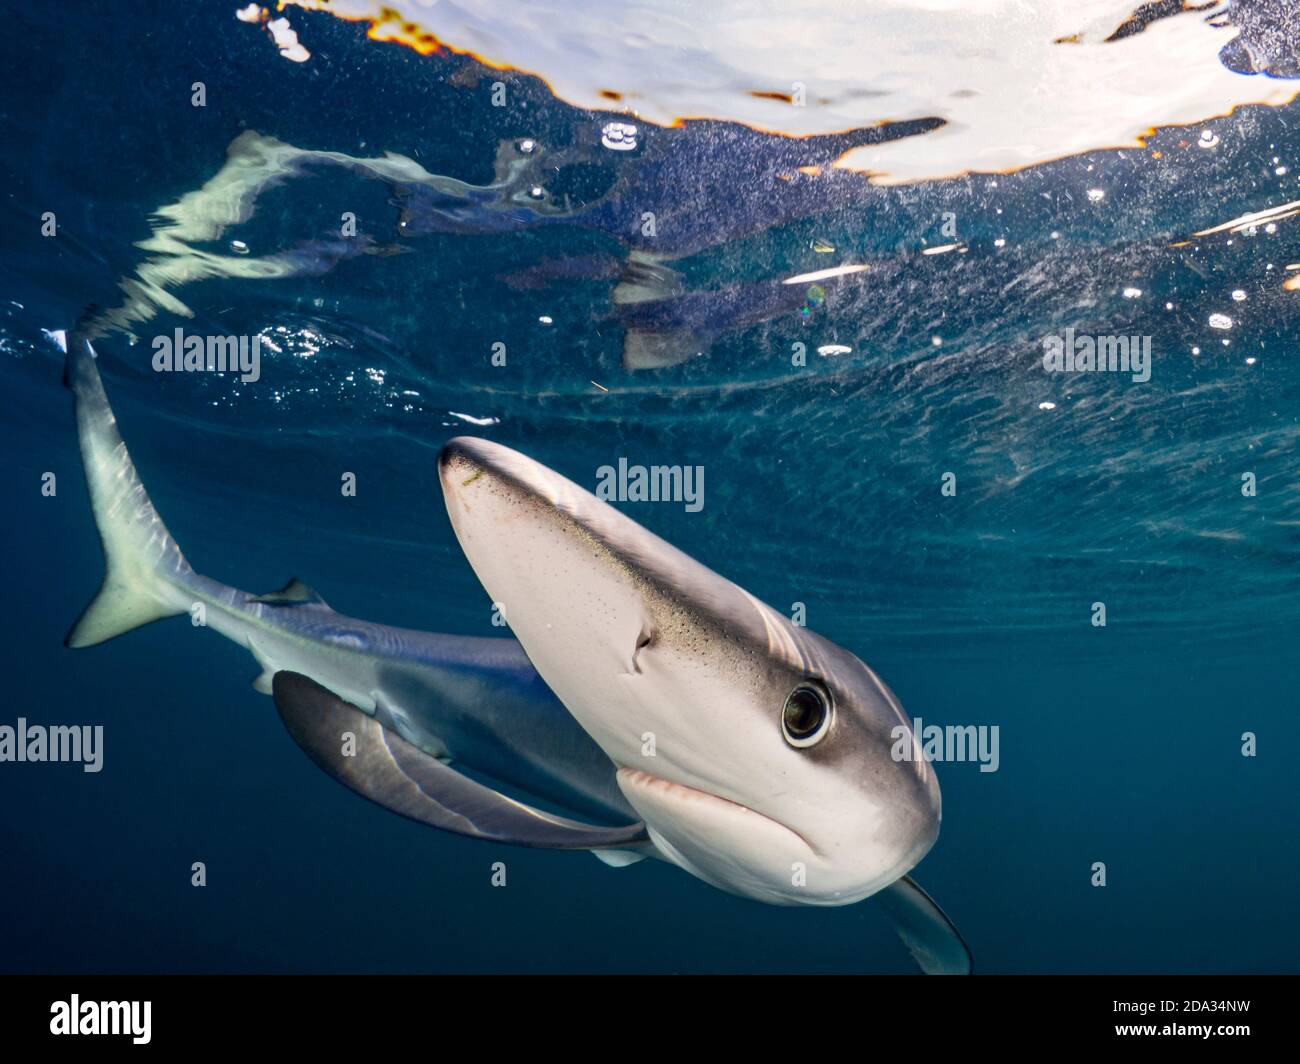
(59, 330, 191, 648)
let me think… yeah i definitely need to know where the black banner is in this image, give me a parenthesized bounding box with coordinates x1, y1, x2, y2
(0, 974, 1289, 1051)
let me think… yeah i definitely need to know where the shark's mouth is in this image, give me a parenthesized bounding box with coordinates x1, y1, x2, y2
(615, 767, 815, 857)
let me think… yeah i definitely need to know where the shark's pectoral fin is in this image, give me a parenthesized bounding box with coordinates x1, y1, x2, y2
(591, 849, 649, 867)
(271, 672, 649, 850)
(874, 875, 973, 976)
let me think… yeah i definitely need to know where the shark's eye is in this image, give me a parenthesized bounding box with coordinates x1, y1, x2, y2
(782, 682, 833, 748)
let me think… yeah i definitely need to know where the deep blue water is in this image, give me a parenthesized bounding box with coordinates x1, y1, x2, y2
(1, 1, 1298, 973)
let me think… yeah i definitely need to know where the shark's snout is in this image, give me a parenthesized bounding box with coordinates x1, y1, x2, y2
(438, 435, 945, 908)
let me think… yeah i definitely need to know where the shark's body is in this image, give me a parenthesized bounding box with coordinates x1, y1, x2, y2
(63, 329, 632, 826)
(165, 584, 635, 827)
(62, 330, 970, 972)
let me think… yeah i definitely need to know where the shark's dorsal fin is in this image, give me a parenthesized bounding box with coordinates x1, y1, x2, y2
(250, 578, 328, 608)
(272, 672, 649, 850)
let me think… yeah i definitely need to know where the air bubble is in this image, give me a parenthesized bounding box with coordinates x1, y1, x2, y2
(601, 122, 639, 151)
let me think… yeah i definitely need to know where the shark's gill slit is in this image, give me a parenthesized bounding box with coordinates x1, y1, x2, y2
(631, 622, 655, 674)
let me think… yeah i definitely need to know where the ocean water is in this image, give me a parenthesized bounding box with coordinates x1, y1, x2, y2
(1, 1, 1298, 974)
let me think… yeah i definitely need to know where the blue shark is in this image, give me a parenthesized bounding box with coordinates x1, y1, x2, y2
(61, 330, 970, 974)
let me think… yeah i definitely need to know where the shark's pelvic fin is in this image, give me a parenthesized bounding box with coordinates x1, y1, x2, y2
(874, 874, 973, 976)
(61, 331, 190, 648)
(272, 672, 650, 850)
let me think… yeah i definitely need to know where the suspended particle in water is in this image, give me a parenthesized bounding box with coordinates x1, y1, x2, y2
(528, 186, 545, 200)
(518, 138, 537, 154)
(805, 284, 826, 307)
(1198, 129, 1219, 149)
(811, 239, 836, 253)
(1122, 287, 1142, 298)
(230, 240, 249, 254)
(1087, 189, 1105, 202)
(1208, 313, 1233, 330)
(1231, 289, 1247, 302)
